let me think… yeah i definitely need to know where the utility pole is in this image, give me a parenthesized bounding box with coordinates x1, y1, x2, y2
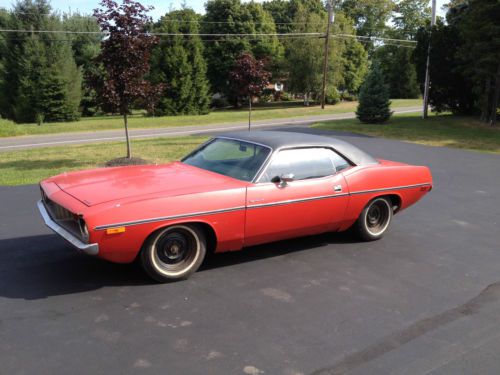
(422, 0, 437, 119)
(248, 95, 252, 131)
(321, 0, 334, 109)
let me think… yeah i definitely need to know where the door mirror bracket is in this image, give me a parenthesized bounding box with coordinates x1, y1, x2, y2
(272, 173, 295, 187)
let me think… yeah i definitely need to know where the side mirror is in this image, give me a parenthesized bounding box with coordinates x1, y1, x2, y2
(271, 173, 295, 187)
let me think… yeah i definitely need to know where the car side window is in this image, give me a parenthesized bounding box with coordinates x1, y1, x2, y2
(260, 148, 340, 183)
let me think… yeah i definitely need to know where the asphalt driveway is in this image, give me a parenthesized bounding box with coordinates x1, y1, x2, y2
(1, 131, 500, 374)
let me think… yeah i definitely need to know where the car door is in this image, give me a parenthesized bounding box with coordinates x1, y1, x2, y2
(244, 147, 350, 247)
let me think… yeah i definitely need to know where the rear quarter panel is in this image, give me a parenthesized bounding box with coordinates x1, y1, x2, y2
(339, 161, 432, 231)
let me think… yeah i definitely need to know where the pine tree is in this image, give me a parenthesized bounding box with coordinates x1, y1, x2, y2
(63, 13, 101, 116)
(356, 62, 392, 123)
(0, 0, 82, 123)
(150, 9, 211, 116)
(377, 46, 419, 99)
(0, 9, 9, 113)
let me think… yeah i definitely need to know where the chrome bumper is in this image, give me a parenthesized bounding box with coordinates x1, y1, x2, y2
(37, 200, 99, 256)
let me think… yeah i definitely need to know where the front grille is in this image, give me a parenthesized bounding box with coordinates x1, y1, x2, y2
(41, 189, 86, 241)
(50, 201, 74, 221)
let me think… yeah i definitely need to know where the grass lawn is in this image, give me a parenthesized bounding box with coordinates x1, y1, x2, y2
(313, 113, 500, 154)
(0, 99, 421, 138)
(0, 136, 207, 186)
(3, 111, 497, 186)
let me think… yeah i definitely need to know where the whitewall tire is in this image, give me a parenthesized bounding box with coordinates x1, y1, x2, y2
(141, 224, 206, 282)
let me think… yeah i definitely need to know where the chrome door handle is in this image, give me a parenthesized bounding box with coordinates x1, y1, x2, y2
(333, 185, 343, 192)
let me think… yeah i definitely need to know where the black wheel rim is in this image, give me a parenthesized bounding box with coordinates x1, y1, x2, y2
(152, 227, 198, 275)
(365, 200, 391, 235)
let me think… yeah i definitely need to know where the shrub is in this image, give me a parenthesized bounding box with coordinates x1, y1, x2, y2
(356, 63, 392, 123)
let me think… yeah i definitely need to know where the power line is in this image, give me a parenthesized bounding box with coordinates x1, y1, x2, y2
(0, 28, 324, 37)
(158, 18, 324, 26)
(0, 28, 104, 35)
(0, 35, 413, 49)
(0, 28, 417, 45)
(0, 33, 322, 41)
(333, 33, 417, 44)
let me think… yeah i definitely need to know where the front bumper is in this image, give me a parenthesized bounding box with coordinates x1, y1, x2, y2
(37, 200, 99, 256)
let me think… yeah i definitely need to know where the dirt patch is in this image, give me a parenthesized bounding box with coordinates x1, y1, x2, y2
(105, 156, 150, 167)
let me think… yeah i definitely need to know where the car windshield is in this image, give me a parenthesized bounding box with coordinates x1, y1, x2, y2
(182, 138, 271, 182)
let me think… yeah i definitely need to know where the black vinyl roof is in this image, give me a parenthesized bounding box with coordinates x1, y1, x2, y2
(217, 131, 378, 166)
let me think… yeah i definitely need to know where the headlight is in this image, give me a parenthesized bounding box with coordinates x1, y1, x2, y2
(40, 186, 47, 202)
(78, 217, 89, 243)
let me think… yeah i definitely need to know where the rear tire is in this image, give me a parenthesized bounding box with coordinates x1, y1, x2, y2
(141, 224, 206, 282)
(353, 197, 393, 241)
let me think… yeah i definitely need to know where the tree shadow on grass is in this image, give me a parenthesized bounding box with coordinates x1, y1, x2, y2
(0, 231, 360, 300)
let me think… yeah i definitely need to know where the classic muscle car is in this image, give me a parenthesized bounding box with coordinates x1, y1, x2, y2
(38, 131, 432, 282)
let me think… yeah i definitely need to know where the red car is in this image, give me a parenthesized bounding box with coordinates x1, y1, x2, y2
(38, 131, 432, 282)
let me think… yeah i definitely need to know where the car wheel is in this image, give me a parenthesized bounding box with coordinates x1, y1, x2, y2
(141, 224, 206, 282)
(354, 197, 393, 241)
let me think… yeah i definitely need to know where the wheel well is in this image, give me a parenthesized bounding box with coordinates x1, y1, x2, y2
(382, 194, 402, 213)
(191, 222, 217, 254)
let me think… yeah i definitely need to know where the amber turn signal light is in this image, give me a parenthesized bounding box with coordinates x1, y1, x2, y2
(106, 227, 126, 235)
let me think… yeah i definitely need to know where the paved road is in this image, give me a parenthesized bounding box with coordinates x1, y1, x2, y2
(1, 129, 500, 374)
(0, 106, 420, 151)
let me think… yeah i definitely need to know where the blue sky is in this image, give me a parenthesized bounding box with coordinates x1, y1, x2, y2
(1, 0, 448, 19)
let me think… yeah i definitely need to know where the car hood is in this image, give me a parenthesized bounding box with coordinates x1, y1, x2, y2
(51, 162, 247, 206)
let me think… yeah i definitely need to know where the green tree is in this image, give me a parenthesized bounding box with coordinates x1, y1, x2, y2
(63, 13, 101, 116)
(392, 0, 431, 40)
(415, 1, 499, 123)
(286, 6, 324, 104)
(373, 1, 429, 99)
(263, 0, 325, 33)
(376, 46, 419, 98)
(414, 19, 476, 114)
(202, 0, 282, 104)
(150, 9, 211, 116)
(0, 0, 82, 123)
(455, 0, 500, 125)
(340, 0, 394, 52)
(337, 18, 369, 97)
(287, 7, 367, 104)
(356, 62, 392, 123)
(0, 9, 11, 115)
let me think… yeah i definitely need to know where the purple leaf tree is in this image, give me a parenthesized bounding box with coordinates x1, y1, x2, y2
(92, 0, 164, 158)
(229, 52, 271, 130)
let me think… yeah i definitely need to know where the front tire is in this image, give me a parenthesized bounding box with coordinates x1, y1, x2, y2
(141, 224, 206, 282)
(353, 197, 393, 241)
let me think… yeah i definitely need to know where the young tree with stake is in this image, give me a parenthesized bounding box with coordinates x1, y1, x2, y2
(229, 52, 271, 131)
(91, 0, 164, 159)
